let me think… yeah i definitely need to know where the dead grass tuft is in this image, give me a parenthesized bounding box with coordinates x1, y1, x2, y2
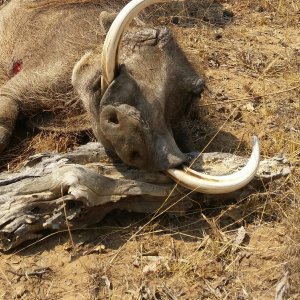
(0, 129, 94, 171)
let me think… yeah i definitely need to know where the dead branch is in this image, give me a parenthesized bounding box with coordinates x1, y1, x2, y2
(0, 142, 290, 251)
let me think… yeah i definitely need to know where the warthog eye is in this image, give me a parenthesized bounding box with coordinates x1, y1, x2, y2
(192, 78, 205, 96)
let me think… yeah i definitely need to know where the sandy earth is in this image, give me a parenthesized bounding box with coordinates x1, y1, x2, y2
(0, 0, 299, 299)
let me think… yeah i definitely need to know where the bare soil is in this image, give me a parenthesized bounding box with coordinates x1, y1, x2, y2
(0, 1, 299, 299)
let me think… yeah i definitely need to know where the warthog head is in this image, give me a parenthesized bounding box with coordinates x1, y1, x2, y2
(100, 27, 204, 171)
(73, 0, 260, 194)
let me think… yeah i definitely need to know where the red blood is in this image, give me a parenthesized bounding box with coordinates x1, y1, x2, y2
(12, 60, 22, 75)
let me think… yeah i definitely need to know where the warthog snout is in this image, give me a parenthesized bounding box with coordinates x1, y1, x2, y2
(100, 104, 186, 171)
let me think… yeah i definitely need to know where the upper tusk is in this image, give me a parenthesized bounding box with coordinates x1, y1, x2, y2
(101, 0, 174, 95)
(165, 136, 260, 194)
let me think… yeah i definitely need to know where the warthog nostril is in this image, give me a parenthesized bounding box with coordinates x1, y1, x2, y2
(108, 112, 119, 125)
(130, 150, 141, 163)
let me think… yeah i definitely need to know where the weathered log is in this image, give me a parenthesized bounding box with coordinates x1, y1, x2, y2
(0, 142, 290, 251)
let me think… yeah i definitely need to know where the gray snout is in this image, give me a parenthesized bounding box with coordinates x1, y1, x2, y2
(99, 104, 187, 171)
(100, 104, 150, 169)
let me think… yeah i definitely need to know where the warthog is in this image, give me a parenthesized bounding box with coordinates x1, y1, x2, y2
(0, 0, 259, 194)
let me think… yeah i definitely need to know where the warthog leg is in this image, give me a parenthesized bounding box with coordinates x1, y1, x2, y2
(0, 80, 20, 153)
(0, 66, 73, 154)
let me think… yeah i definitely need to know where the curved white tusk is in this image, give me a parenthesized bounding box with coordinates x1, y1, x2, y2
(101, 1, 260, 195)
(101, 0, 173, 95)
(166, 136, 260, 194)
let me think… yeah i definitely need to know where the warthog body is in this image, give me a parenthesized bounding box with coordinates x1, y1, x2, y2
(0, 0, 204, 171)
(0, 0, 260, 193)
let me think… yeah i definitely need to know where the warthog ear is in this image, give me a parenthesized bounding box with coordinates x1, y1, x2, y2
(72, 51, 102, 133)
(100, 11, 118, 34)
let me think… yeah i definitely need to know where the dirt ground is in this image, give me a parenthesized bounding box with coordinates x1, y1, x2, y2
(0, 0, 299, 299)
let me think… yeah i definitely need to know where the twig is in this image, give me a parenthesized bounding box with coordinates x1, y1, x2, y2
(6, 267, 53, 279)
(200, 84, 300, 107)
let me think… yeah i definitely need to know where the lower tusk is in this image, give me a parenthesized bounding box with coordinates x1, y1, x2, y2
(165, 136, 260, 194)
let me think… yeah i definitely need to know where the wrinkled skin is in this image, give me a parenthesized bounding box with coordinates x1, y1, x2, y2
(0, 0, 205, 171)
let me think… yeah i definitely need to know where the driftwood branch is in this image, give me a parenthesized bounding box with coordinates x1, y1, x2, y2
(0, 142, 291, 251)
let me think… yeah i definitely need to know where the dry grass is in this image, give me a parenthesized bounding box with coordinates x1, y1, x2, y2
(0, 0, 299, 299)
